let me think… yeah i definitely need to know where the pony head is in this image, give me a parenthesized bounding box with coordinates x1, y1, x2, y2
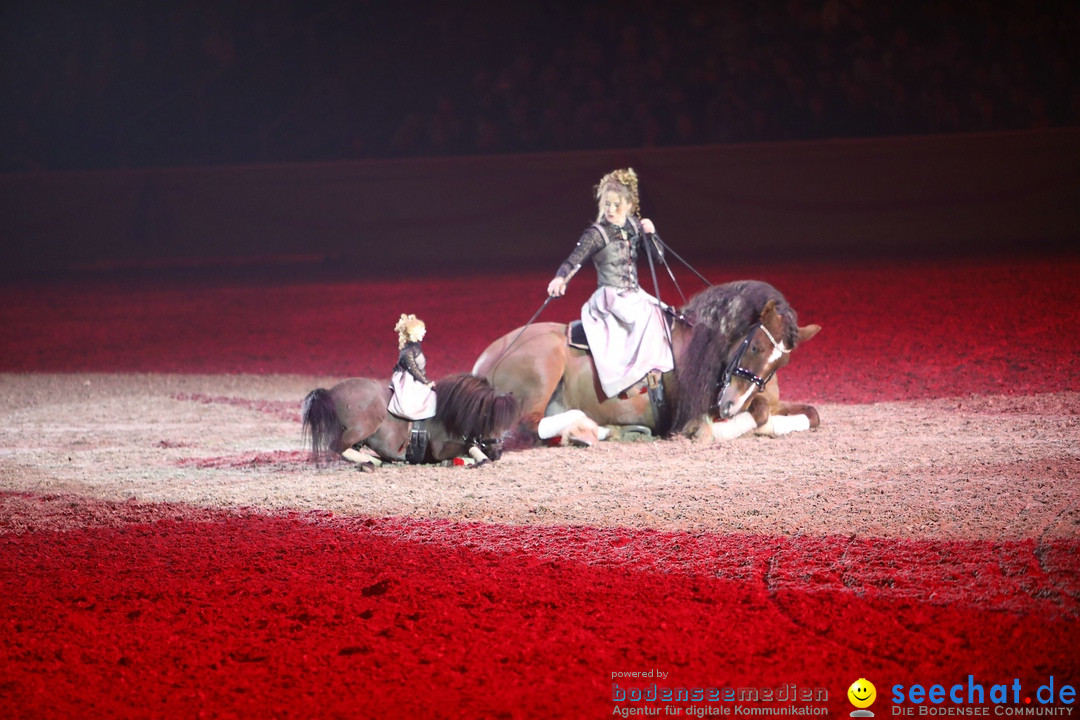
(433, 373, 521, 445)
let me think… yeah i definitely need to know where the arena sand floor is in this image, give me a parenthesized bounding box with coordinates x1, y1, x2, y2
(1, 252, 1078, 718)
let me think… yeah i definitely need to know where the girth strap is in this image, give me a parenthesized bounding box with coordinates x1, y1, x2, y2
(648, 381, 672, 437)
(405, 420, 429, 465)
(618, 375, 671, 436)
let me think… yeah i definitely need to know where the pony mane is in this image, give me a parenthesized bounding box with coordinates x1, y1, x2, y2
(671, 280, 800, 434)
(434, 373, 521, 441)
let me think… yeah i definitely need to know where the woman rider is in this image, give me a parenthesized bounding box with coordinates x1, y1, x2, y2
(545, 168, 673, 399)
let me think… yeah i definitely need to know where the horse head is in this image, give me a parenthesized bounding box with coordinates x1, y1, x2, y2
(715, 300, 820, 419)
(672, 280, 820, 434)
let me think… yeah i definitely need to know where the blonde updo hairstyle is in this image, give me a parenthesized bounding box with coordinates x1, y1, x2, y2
(594, 167, 641, 221)
(395, 313, 426, 349)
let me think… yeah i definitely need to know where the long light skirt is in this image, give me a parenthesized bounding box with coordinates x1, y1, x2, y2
(387, 370, 437, 420)
(582, 286, 674, 398)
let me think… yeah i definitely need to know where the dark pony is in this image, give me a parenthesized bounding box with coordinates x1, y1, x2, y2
(303, 372, 520, 466)
(672, 280, 800, 433)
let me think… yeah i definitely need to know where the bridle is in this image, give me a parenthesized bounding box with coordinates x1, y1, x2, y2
(722, 323, 790, 393)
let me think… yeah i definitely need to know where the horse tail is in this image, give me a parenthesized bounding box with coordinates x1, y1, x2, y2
(301, 388, 342, 463)
(434, 373, 521, 441)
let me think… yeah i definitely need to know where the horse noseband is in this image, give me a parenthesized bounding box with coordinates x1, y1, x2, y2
(730, 365, 771, 393)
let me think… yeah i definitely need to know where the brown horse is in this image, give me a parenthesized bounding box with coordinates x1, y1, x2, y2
(472, 280, 820, 445)
(302, 373, 520, 470)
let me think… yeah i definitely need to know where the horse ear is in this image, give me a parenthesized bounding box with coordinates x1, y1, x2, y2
(759, 299, 778, 323)
(797, 324, 822, 344)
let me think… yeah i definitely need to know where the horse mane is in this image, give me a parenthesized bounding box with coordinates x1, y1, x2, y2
(671, 280, 800, 434)
(434, 373, 521, 441)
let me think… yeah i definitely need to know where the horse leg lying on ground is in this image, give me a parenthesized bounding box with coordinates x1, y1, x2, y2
(549, 348, 657, 443)
(752, 375, 821, 437)
(474, 323, 601, 447)
(709, 375, 822, 440)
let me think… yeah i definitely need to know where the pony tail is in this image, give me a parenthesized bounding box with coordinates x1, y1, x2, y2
(301, 388, 343, 464)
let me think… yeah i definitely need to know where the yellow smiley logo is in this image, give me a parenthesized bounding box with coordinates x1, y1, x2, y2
(848, 678, 877, 709)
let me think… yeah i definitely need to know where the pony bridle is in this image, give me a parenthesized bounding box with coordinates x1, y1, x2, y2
(722, 323, 790, 393)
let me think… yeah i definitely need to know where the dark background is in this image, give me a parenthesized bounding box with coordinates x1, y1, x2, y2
(2, 1, 1078, 276)
(4, 0, 1078, 170)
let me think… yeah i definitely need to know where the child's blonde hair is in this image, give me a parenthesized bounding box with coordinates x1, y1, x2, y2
(394, 313, 426, 349)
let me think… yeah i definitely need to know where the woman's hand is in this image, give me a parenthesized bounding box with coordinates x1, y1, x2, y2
(640, 217, 656, 234)
(547, 276, 567, 297)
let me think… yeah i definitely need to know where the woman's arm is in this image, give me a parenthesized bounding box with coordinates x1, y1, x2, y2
(548, 227, 604, 297)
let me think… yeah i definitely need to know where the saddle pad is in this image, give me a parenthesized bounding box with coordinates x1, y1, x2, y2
(567, 310, 677, 352)
(567, 320, 590, 351)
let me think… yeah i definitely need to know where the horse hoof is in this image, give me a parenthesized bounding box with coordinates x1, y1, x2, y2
(357, 462, 376, 473)
(607, 424, 654, 442)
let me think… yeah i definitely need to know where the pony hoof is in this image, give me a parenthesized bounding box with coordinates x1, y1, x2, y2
(357, 462, 376, 473)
